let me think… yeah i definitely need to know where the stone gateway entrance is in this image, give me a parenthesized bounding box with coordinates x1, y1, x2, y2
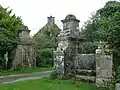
(12, 26, 36, 68)
(54, 14, 113, 86)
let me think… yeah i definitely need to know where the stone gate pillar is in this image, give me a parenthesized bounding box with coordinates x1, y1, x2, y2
(54, 14, 83, 77)
(96, 43, 113, 86)
(12, 26, 36, 68)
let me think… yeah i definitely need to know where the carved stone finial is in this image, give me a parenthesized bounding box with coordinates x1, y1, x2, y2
(65, 14, 76, 20)
(96, 41, 104, 54)
(19, 25, 30, 33)
(19, 25, 29, 31)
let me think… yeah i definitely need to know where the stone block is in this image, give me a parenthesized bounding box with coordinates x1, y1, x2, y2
(115, 83, 120, 90)
(96, 78, 112, 87)
(76, 54, 95, 69)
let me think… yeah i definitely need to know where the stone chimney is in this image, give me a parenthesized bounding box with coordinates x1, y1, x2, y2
(47, 16, 55, 26)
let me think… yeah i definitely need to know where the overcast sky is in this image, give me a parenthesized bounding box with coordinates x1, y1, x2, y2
(1, 0, 112, 36)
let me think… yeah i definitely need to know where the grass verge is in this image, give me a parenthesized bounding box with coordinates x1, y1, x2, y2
(0, 77, 103, 90)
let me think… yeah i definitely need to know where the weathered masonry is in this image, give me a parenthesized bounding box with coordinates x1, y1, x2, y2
(54, 14, 113, 86)
(12, 26, 36, 68)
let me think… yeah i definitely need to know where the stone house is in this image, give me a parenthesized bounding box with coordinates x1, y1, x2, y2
(33, 16, 61, 39)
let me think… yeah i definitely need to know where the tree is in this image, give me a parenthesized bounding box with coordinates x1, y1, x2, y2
(0, 6, 23, 69)
(34, 27, 59, 49)
(107, 12, 120, 51)
(81, 13, 99, 53)
(81, 13, 99, 42)
(96, 1, 120, 42)
(81, 1, 120, 53)
(33, 26, 60, 67)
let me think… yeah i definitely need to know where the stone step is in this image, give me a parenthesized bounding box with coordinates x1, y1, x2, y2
(74, 75, 96, 82)
(74, 69, 96, 76)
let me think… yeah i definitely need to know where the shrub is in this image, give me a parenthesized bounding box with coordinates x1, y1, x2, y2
(83, 42, 98, 54)
(36, 48, 55, 67)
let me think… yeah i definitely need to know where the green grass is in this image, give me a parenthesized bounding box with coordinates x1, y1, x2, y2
(0, 67, 53, 76)
(0, 77, 103, 90)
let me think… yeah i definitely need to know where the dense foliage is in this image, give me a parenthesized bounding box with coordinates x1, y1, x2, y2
(81, 1, 120, 54)
(0, 6, 23, 69)
(36, 48, 55, 67)
(33, 26, 60, 67)
(96, 1, 120, 43)
(0, 7, 23, 52)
